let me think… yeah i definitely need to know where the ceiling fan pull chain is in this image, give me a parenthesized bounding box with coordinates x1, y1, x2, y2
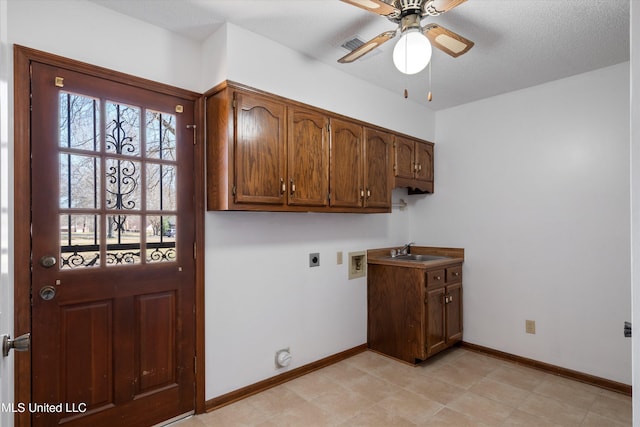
(427, 60, 433, 102)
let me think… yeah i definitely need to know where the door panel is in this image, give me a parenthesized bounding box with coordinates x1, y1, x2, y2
(30, 62, 195, 426)
(364, 128, 392, 208)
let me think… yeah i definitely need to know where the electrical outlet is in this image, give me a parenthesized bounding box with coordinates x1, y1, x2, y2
(526, 320, 536, 334)
(309, 253, 320, 267)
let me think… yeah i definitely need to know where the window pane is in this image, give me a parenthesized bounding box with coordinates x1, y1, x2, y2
(106, 215, 141, 266)
(59, 92, 100, 151)
(60, 153, 100, 209)
(106, 158, 141, 211)
(146, 110, 176, 161)
(146, 163, 177, 211)
(146, 215, 176, 263)
(106, 102, 140, 157)
(60, 214, 100, 269)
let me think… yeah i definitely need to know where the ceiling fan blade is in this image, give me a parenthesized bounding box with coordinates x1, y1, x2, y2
(340, 0, 399, 17)
(425, 0, 468, 14)
(338, 31, 396, 63)
(423, 24, 474, 57)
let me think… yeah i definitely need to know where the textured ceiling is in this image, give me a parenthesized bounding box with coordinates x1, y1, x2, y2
(89, 0, 630, 110)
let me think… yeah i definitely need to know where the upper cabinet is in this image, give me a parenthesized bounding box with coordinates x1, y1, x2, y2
(206, 82, 431, 213)
(234, 91, 287, 206)
(287, 106, 330, 207)
(394, 136, 434, 193)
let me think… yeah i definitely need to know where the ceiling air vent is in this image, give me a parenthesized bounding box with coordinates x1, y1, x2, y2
(341, 36, 365, 52)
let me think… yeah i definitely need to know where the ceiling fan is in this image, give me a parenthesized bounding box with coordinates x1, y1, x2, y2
(338, 0, 474, 75)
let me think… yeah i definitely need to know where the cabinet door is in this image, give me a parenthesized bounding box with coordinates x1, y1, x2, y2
(446, 282, 463, 343)
(288, 107, 329, 206)
(330, 118, 363, 208)
(364, 128, 392, 209)
(414, 141, 434, 183)
(426, 286, 448, 356)
(234, 91, 286, 205)
(394, 136, 416, 180)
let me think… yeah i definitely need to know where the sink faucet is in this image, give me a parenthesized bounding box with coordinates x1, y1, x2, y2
(399, 241, 414, 255)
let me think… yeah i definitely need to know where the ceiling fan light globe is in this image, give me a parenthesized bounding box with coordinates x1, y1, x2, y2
(393, 30, 432, 74)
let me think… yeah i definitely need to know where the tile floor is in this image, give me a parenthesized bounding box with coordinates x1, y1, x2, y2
(172, 347, 632, 426)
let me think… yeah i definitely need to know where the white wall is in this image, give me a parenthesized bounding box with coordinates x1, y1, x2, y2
(0, 0, 13, 425)
(630, 2, 639, 423)
(416, 63, 632, 384)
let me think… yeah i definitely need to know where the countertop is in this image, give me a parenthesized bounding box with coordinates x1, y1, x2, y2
(367, 246, 464, 269)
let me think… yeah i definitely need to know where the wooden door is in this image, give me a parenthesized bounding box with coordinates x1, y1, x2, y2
(415, 141, 434, 183)
(363, 128, 392, 209)
(425, 287, 447, 357)
(30, 62, 196, 427)
(330, 118, 363, 208)
(445, 283, 463, 342)
(394, 136, 416, 180)
(287, 107, 329, 206)
(234, 91, 286, 205)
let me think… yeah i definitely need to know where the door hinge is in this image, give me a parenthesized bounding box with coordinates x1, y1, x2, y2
(232, 98, 237, 109)
(232, 185, 237, 196)
(194, 356, 197, 374)
(193, 242, 197, 260)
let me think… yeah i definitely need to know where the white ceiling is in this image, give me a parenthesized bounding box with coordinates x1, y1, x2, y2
(89, 0, 630, 110)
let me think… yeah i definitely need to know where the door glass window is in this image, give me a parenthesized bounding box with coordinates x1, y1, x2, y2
(58, 93, 178, 269)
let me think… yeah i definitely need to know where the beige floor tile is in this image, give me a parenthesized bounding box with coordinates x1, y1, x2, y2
(243, 385, 308, 417)
(284, 370, 341, 401)
(252, 398, 339, 427)
(377, 388, 444, 424)
(501, 409, 564, 427)
(582, 411, 631, 427)
(468, 377, 531, 408)
(310, 384, 376, 423)
(427, 361, 485, 389)
(589, 392, 632, 425)
(338, 403, 417, 427)
(419, 407, 489, 427)
(517, 393, 587, 426)
(342, 368, 402, 403)
(487, 364, 548, 391)
(405, 375, 466, 405)
(371, 358, 422, 387)
(197, 399, 265, 427)
(447, 351, 505, 377)
(532, 375, 599, 410)
(446, 391, 514, 425)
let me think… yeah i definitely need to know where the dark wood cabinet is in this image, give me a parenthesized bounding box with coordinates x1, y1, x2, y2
(364, 128, 393, 209)
(367, 249, 463, 364)
(287, 106, 329, 207)
(234, 91, 287, 205)
(394, 135, 434, 193)
(330, 118, 363, 208)
(206, 81, 429, 212)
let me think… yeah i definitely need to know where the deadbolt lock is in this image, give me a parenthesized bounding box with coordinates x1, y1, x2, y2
(39, 285, 56, 301)
(40, 255, 57, 268)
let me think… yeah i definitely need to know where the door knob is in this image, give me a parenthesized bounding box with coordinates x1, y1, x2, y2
(40, 255, 57, 268)
(39, 285, 56, 301)
(2, 333, 31, 357)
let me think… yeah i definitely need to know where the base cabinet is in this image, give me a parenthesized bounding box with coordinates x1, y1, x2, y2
(367, 262, 463, 364)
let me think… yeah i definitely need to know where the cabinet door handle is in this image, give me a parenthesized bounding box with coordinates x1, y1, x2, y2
(417, 163, 422, 172)
(413, 162, 418, 172)
(366, 188, 371, 199)
(360, 188, 365, 200)
(280, 178, 286, 195)
(290, 179, 296, 195)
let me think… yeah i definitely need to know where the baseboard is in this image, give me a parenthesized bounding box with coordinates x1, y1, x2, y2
(204, 344, 368, 412)
(461, 341, 632, 396)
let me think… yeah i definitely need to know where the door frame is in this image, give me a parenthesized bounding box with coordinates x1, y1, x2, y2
(13, 45, 206, 426)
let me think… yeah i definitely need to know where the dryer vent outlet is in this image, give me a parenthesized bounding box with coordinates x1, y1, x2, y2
(275, 348, 292, 368)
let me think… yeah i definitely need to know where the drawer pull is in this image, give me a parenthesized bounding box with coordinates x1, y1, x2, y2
(434, 276, 441, 281)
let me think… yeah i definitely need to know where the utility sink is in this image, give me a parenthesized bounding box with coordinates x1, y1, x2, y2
(387, 254, 449, 262)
